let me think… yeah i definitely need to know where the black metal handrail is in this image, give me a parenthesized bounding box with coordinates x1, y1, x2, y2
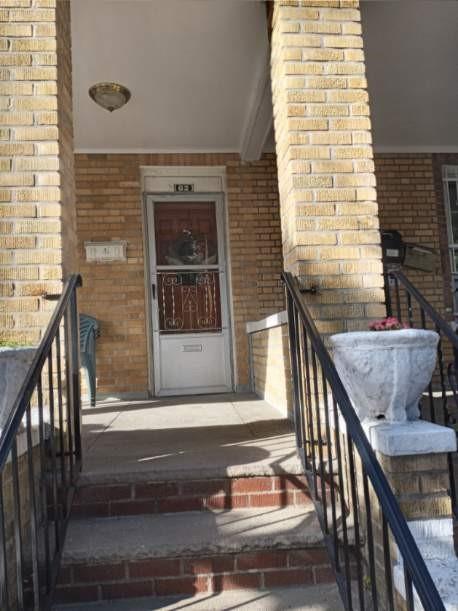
(386, 269, 458, 347)
(0, 274, 82, 610)
(386, 268, 458, 517)
(283, 271, 445, 611)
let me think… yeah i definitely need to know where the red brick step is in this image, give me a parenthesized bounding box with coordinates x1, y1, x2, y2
(72, 474, 311, 518)
(55, 546, 333, 604)
(56, 505, 328, 604)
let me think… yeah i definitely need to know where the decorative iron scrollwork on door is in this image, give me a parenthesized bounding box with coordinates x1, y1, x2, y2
(158, 271, 222, 334)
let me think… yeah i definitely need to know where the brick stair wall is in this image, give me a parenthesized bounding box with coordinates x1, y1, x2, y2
(71, 475, 311, 518)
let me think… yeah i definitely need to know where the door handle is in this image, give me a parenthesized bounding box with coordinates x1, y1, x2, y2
(151, 283, 156, 300)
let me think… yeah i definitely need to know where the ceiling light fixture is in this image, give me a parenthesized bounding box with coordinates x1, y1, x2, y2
(88, 82, 131, 112)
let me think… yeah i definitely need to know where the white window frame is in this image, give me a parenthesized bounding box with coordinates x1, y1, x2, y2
(443, 165, 458, 274)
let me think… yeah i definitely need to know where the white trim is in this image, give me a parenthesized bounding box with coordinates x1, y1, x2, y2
(141, 192, 154, 396)
(239, 47, 273, 162)
(246, 310, 288, 335)
(75, 145, 458, 155)
(75, 148, 240, 155)
(141, 165, 227, 179)
(374, 145, 458, 153)
(443, 165, 458, 180)
(141, 165, 227, 193)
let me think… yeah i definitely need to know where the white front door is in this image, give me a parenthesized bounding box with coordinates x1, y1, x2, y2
(146, 194, 233, 396)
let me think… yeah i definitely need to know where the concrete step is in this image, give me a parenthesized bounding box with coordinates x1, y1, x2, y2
(55, 506, 333, 605)
(53, 583, 344, 610)
(80, 399, 303, 486)
(71, 474, 311, 518)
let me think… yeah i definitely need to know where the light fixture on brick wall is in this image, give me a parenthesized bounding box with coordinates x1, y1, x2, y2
(88, 82, 131, 112)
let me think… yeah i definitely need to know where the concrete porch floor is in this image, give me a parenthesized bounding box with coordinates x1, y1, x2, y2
(80, 393, 302, 484)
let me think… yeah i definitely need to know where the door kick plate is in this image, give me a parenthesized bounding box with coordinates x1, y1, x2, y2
(182, 344, 203, 352)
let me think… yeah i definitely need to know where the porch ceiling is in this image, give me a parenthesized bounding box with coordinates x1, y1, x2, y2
(361, 0, 458, 152)
(71, 0, 458, 155)
(70, 0, 271, 156)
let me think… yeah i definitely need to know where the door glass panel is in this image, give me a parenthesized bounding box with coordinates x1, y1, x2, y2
(157, 270, 222, 334)
(154, 201, 218, 266)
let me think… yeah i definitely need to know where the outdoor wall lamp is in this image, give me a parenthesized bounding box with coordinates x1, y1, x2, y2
(88, 82, 131, 112)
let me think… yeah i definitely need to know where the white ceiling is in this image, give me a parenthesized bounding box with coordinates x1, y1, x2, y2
(361, 0, 458, 152)
(71, 0, 270, 154)
(71, 0, 458, 154)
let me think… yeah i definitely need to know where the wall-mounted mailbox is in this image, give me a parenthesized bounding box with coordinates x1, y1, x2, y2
(381, 230, 405, 266)
(403, 244, 438, 273)
(381, 230, 438, 272)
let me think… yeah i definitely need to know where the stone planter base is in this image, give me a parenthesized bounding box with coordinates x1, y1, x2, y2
(329, 329, 439, 422)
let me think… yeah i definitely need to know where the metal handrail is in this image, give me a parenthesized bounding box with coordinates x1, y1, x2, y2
(283, 271, 445, 611)
(0, 274, 82, 470)
(0, 273, 82, 610)
(387, 269, 458, 347)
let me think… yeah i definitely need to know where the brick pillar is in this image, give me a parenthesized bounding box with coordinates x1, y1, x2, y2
(363, 420, 456, 608)
(0, 0, 76, 345)
(270, 0, 385, 333)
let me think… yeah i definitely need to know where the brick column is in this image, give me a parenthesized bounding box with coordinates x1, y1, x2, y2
(270, 0, 385, 333)
(0, 0, 76, 345)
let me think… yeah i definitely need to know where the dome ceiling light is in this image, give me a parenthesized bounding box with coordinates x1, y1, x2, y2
(88, 82, 131, 112)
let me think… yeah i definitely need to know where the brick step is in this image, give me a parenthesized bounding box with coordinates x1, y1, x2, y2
(55, 546, 334, 604)
(71, 474, 311, 518)
(55, 505, 329, 604)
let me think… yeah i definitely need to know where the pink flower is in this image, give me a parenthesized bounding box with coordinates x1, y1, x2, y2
(369, 317, 408, 331)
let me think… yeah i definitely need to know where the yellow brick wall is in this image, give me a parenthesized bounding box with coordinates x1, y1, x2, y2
(74, 153, 285, 396)
(0, 0, 76, 345)
(270, 0, 385, 334)
(250, 322, 292, 419)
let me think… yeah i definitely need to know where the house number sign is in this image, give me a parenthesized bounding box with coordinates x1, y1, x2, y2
(174, 183, 194, 193)
(84, 241, 127, 263)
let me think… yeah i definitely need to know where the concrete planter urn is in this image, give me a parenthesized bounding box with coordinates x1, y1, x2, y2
(329, 329, 439, 422)
(0, 347, 36, 429)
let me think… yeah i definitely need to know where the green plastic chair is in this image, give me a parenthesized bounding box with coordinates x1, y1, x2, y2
(79, 314, 100, 407)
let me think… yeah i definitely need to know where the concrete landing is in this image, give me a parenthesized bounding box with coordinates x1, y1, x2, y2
(80, 394, 301, 484)
(63, 506, 322, 563)
(53, 583, 344, 610)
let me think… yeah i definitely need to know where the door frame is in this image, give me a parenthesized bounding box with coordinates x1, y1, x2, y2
(146, 193, 233, 395)
(141, 166, 236, 397)
(443, 165, 458, 313)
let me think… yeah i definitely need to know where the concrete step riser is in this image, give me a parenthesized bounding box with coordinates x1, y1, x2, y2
(72, 475, 311, 518)
(55, 547, 334, 605)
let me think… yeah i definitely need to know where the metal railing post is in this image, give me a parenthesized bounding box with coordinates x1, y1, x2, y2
(69, 288, 82, 467)
(285, 289, 304, 457)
